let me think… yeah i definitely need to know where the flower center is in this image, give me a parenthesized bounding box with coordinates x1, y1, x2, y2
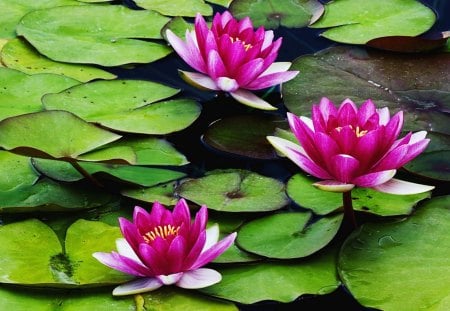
(143, 225, 180, 242)
(335, 125, 368, 138)
(229, 37, 252, 51)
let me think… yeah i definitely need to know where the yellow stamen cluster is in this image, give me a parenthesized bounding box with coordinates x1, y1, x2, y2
(230, 37, 252, 51)
(335, 125, 368, 138)
(143, 225, 180, 242)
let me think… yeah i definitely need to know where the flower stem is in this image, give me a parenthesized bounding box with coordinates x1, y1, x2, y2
(342, 190, 357, 229)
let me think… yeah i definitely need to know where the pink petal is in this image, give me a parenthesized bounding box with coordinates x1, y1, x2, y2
(259, 62, 293, 76)
(261, 30, 274, 50)
(190, 205, 208, 241)
(194, 13, 209, 51)
(190, 232, 237, 270)
(179, 70, 219, 90)
(352, 169, 396, 187)
(229, 89, 277, 110)
(397, 138, 430, 167)
(166, 29, 206, 73)
(236, 58, 265, 86)
(354, 128, 383, 170)
(357, 99, 376, 126)
(166, 236, 187, 272)
(372, 178, 434, 195)
(172, 198, 191, 227)
(337, 99, 357, 126)
(133, 206, 153, 234)
(330, 154, 360, 183)
(245, 70, 299, 90)
(371, 144, 409, 171)
(313, 132, 340, 168)
(149, 201, 165, 223)
(318, 97, 338, 124)
(207, 50, 227, 79)
(118, 218, 142, 252)
(377, 107, 390, 125)
(331, 125, 357, 155)
(177, 268, 222, 289)
(116, 238, 142, 264)
(287, 113, 321, 162)
(138, 243, 169, 275)
(112, 277, 163, 296)
(313, 180, 355, 192)
(383, 111, 403, 146)
(238, 16, 253, 32)
(203, 224, 220, 252)
(219, 34, 246, 69)
(217, 77, 239, 92)
(183, 230, 206, 270)
(92, 251, 151, 277)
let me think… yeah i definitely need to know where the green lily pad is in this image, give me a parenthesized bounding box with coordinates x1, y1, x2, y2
(0, 110, 121, 160)
(403, 151, 450, 182)
(161, 16, 194, 41)
(282, 46, 450, 181)
(0, 178, 113, 213)
(16, 5, 172, 66)
(0, 218, 130, 286)
(339, 195, 450, 311)
(0, 0, 86, 39)
(237, 212, 343, 259)
(32, 158, 186, 187)
(0, 151, 39, 191)
(1, 38, 116, 82)
(310, 0, 435, 44)
(230, 0, 324, 29)
(0, 67, 79, 121)
(200, 245, 340, 304)
(202, 115, 288, 159)
(287, 174, 431, 216)
(121, 181, 180, 206)
(177, 169, 289, 212)
(134, 0, 212, 17)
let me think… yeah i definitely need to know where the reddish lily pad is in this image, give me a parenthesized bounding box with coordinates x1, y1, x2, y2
(202, 115, 288, 159)
(0, 110, 121, 160)
(177, 169, 289, 212)
(237, 212, 343, 259)
(230, 0, 324, 29)
(367, 31, 450, 53)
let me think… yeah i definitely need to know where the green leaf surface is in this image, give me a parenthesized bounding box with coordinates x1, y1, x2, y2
(16, 5, 172, 66)
(201, 245, 340, 303)
(0, 0, 85, 38)
(237, 212, 343, 258)
(206, 0, 232, 7)
(287, 174, 431, 216)
(0, 110, 121, 159)
(0, 151, 39, 191)
(339, 195, 450, 311)
(134, 0, 212, 17)
(121, 181, 180, 206)
(177, 169, 289, 212)
(0, 67, 79, 121)
(230, 0, 324, 29)
(161, 16, 194, 41)
(310, 0, 435, 44)
(1, 38, 116, 82)
(202, 115, 287, 159)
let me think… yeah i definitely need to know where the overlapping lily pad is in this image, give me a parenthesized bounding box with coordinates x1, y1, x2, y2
(16, 5, 172, 66)
(134, 0, 212, 17)
(0, 67, 79, 121)
(121, 181, 180, 206)
(1, 38, 116, 82)
(161, 16, 194, 41)
(286, 174, 431, 216)
(339, 195, 450, 310)
(43, 80, 201, 135)
(310, 0, 435, 44)
(0, 151, 38, 191)
(201, 245, 340, 303)
(177, 169, 289, 212)
(202, 115, 287, 159)
(230, 0, 324, 28)
(0, 110, 121, 160)
(237, 212, 343, 259)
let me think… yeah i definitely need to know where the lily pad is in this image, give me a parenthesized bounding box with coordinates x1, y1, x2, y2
(200, 245, 340, 303)
(339, 195, 450, 311)
(237, 212, 343, 259)
(16, 5, 172, 66)
(0, 0, 85, 39)
(134, 0, 212, 17)
(230, 0, 324, 29)
(1, 38, 116, 82)
(161, 16, 194, 41)
(403, 151, 450, 182)
(310, 0, 435, 44)
(0, 67, 79, 121)
(202, 115, 287, 159)
(0, 110, 121, 160)
(0, 151, 39, 191)
(42, 80, 201, 134)
(177, 169, 289, 212)
(286, 174, 431, 216)
(0, 178, 113, 213)
(366, 32, 450, 53)
(121, 181, 180, 206)
(32, 158, 186, 187)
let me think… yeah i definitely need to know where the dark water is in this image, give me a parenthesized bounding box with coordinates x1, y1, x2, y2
(110, 0, 449, 310)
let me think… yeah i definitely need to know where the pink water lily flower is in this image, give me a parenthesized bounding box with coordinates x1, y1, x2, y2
(267, 98, 434, 195)
(166, 11, 299, 110)
(93, 199, 236, 296)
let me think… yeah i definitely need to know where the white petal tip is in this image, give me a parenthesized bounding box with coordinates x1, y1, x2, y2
(176, 268, 222, 289)
(313, 181, 355, 192)
(112, 278, 163, 296)
(230, 90, 277, 110)
(372, 178, 435, 195)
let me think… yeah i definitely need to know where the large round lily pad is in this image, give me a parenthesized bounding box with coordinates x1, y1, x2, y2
(202, 115, 287, 159)
(237, 212, 343, 258)
(43, 80, 200, 134)
(134, 0, 212, 17)
(0, 67, 79, 121)
(0, 110, 121, 160)
(286, 174, 431, 216)
(177, 169, 289, 212)
(200, 245, 340, 303)
(339, 195, 450, 311)
(16, 5, 172, 66)
(230, 0, 324, 29)
(1, 38, 116, 82)
(310, 0, 435, 44)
